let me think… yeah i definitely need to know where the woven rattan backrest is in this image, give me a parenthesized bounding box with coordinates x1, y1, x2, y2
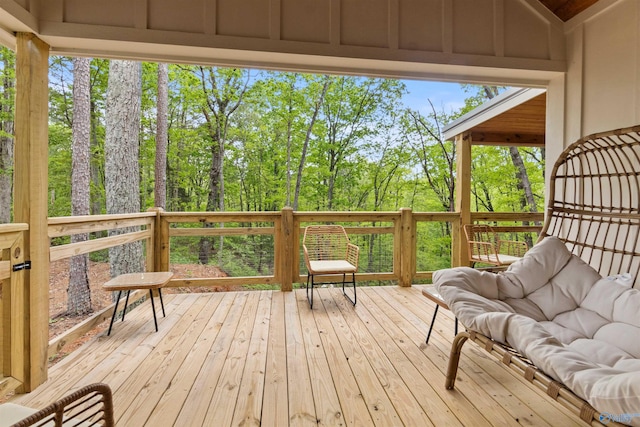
(464, 225, 496, 245)
(539, 125, 640, 287)
(303, 225, 349, 261)
(464, 224, 496, 258)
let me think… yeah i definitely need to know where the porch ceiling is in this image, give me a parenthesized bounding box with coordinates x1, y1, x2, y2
(443, 88, 546, 147)
(0, 0, 602, 86)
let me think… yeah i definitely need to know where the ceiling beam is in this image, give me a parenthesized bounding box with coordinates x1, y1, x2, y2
(468, 132, 545, 147)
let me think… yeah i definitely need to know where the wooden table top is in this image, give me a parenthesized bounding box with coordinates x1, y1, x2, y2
(102, 271, 174, 291)
(421, 285, 449, 310)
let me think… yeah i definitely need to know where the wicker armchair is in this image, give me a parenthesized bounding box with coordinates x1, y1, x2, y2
(2, 383, 114, 427)
(302, 225, 359, 309)
(464, 224, 528, 267)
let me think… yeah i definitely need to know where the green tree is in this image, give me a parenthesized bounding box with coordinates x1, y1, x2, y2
(0, 47, 15, 223)
(68, 57, 92, 316)
(105, 60, 144, 286)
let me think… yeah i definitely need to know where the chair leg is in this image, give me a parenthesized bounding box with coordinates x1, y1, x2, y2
(342, 272, 356, 306)
(352, 272, 356, 305)
(426, 304, 439, 344)
(149, 289, 159, 332)
(306, 274, 314, 309)
(454, 317, 459, 335)
(107, 291, 122, 336)
(445, 332, 470, 389)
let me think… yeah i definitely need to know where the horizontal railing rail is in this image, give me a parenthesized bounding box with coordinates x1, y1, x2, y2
(45, 213, 156, 360)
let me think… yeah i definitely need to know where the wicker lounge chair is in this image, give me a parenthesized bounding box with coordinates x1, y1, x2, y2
(435, 125, 640, 427)
(1, 383, 114, 427)
(303, 225, 359, 309)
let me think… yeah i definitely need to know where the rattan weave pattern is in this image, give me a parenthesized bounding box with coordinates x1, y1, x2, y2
(540, 125, 640, 288)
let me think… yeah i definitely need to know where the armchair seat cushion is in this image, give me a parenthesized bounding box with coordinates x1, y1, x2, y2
(308, 260, 357, 274)
(473, 253, 521, 265)
(0, 403, 38, 427)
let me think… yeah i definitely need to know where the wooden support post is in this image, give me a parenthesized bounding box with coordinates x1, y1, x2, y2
(13, 33, 50, 391)
(453, 133, 471, 267)
(147, 207, 168, 272)
(278, 207, 294, 291)
(399, 208, 415, 287)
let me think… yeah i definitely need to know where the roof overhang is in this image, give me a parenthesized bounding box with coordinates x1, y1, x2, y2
(443, 87, 546, 146)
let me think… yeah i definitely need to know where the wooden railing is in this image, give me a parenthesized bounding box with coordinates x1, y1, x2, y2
(46, 213, 156, 360)
(0, 222, 28, 398)
(0, 208, 543, 372)
(156, 208, 466, 290)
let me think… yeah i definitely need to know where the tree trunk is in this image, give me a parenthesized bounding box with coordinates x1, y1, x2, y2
(105, 60, 144, 293)
(509, 146, 537, 213)
(294, 78, 329, 210)
(155, 63, 169, 209)
(196, 67, 250, 265)
(0, 47, 15, 223)
(68, 57, 92, 315)
(285, 80, 294, 207)
(482, 85, 538, 239)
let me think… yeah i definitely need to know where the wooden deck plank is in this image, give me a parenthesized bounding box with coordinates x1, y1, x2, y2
(144, 292, 236, 426)
(261, 291, 289, 426)
(376, 286, 555, 426)
(13, 294, 190, 409)
(116, 293, 222, 425)
(230, 291, 273, 427)
(309, 291, 375, 426)
(295, 288, 345, 426)
(284, 291, 317, 426)
(173, 292, 248, 427)
(353, 289, 477, 426)
(9, 287, 591, 427)
(394, 286, 583, 427)
(363, 287, 516, 427)
(203, 291, 262, 426)
(317, 289, 403, 426)
(326, 289, 436, 427)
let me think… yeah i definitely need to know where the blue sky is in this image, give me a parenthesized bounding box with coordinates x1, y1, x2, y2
(400, 80, 468, 115)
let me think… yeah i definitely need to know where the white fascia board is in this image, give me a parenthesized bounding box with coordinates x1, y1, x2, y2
(442, 87, 546, 141)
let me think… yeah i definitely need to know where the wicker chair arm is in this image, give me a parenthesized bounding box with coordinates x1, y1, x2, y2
(346, 243, 359, 269)
(11, 383, 114, 427)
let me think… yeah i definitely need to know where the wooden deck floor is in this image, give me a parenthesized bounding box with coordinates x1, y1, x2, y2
(12, 286, 585, 426)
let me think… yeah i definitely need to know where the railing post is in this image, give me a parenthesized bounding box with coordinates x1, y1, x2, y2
(147, 207, 168, 272)
(278, 207, 294, 291)
(399, 208, 415, 287)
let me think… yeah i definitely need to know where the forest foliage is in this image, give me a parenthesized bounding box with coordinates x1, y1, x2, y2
(44, 58, 544, 217)
(1, 50, 545, 280)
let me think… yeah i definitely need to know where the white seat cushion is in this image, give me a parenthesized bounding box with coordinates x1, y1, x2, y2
(474, 253, 520, 265)
(308, 260, 356, 274)
(0, 403, 38, 427)
(434, 237, 640, 425)
(0, 402, 97, 427)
